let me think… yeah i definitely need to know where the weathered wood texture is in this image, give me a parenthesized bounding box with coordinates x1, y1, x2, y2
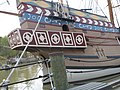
(49, 52, 68, 90)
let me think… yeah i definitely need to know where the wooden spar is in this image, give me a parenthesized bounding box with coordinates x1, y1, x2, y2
(107, 0, 114, 25)
(0, 10, 21, 17)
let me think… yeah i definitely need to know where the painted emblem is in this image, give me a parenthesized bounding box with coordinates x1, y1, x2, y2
(23, 32, 32, 43)
(14, 31, 21, 45)
(36, 32, 48, 44)
(76, 35, 83, 45)
(51, 34, 60, 44)
(8, 29, 87, 49)
(63, 34, 73, 45)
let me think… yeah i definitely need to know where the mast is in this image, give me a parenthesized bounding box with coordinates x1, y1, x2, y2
(107, 0, 114, 25)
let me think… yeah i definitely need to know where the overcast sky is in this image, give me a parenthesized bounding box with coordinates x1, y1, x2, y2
(0, 0, 119, 37)
(0, 0, 20, 37)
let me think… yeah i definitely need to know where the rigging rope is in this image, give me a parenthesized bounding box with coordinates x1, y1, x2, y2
(0, 60, 48, 71)
(46, 59, 56, 90)
(81, 0, 115, 48)
(22, 63, 43, 90)
(113, 7, 120, 27)
(0, 12, 44, 87)
(89, 0, 93, 11)
(0, 74, 49, 87)
(115, 0, 120, 27)
(116, 0, 120, 10)
(94, 0, 108, 19)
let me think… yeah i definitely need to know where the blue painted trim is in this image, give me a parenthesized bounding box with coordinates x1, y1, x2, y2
(75, 23, 118, 32)
(107, 56, 120, 58)
(20, 12, 119, 33)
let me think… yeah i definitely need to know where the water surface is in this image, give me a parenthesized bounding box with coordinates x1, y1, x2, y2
(0, 60, 43, 90)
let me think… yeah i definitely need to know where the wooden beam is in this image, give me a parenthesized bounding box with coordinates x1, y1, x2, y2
(0, 11, 21, 17)
(49, 52, 69, 90)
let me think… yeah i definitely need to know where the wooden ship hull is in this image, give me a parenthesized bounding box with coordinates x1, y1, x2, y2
(7, 0, 120, 82)
(50, 67, 120, 83)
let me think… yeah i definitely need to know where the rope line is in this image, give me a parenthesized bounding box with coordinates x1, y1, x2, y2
(0, 12, 43, 87)
(22, 63, 43, 90)
(46, 59, 56, 90)
(94, 0, 108, 19)
(0, 74, 49, 87)
(0, 59, 48, 71)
